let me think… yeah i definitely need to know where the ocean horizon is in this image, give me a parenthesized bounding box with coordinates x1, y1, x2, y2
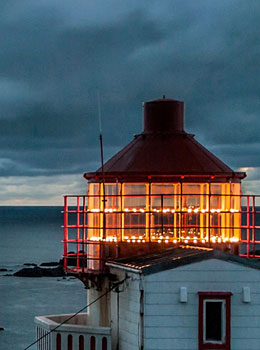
(0, 206, 86, 350)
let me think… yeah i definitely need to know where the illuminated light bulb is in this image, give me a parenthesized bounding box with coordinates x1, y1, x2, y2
(166, 236, 169, 239)
(159, 236, 163, 239)
(194, 208, 199, 213)
(158, 240, 162, 243)
(218, 238, 222, 243)
(140, 209, 145, 213)
(212, 238, 216, 244)
(165, 240, 169, 243)
(127, 239, 131, 243)
(124, 208, 129, 212)
(230, 209, 235, 213)
(131, 236, 136, 239)
(139, 236, 143, 239)
(202, 239, 205, 244)
(153, 209, 157, 212)
(142, 239, 146, 243)
(132, 208, 137, 212)
(193, 239, 197, 244)
(91, 209, 100, 212)
(157, 209, 160, 213)
(216, 209, 221, 213)
(152, 236, 155, 240)
(184, 239, 188, 244)
(173, 239, 177, 244)
(132, 239, 136, 243)
(171, 209, 175, 213)
(124, 236, 129, 239)
(187, 236, 190, 240)
(201, 209, 205, 213)
(137, 239, 141, 243)
(187, 208, 192, 213)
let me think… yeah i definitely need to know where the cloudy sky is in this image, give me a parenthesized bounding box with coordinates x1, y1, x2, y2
(0, 0, 259, 205)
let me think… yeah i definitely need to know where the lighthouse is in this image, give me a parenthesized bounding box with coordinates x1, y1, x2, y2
(63, 98, 246, 275)
(35, 98, 260, 350)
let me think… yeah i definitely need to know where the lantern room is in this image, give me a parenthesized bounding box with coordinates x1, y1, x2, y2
(63, 98, 256, 272)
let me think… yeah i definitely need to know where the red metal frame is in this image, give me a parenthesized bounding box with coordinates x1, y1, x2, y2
(198, 292, 232, 350)
(63, 194, 260, 272)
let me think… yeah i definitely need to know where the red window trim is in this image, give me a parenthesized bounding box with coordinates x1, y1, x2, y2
(198, 292, 232, 350)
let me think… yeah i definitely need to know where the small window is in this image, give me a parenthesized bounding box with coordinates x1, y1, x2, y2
(90, 336, 96, 350)
(198, 292, 232, 350)
(68, 334, 73, 350)
(79, 335, 84, 350)
(56, 333, 61, 350)
(204, 300, 224, 342)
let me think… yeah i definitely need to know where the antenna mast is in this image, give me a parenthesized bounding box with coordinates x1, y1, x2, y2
(97, 91, 106, 240)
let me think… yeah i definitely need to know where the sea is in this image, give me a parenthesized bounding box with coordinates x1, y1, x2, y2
(0, 207, 86, 350)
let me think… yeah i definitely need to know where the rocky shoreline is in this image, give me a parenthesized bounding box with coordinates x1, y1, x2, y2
(2, 261, 66, 277)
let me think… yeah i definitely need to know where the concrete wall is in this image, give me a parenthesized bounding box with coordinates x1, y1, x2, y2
(143, 259, 260, 350)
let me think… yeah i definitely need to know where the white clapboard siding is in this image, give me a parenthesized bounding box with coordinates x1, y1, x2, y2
(141, 259, 260, 350)
(110, 272, 141, 350)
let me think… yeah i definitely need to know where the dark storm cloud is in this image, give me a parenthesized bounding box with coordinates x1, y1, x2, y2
(0, 0, 259, 179)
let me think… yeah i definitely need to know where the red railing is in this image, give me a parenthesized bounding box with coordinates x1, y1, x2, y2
(63, 194, 260, 272)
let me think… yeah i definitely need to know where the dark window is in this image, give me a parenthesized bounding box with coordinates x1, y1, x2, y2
(205, 301, 223, 341)
(198, 292, 232, 350)
(79, 335, 84, 350)
(56, 333, 61, 350)
(90, 336, 96, 350)
(102, 337, 107, 350)
(68, 334, 73, 350)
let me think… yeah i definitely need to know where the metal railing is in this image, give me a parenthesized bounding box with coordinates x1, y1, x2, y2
(35, 313, 111, 350)
(63, 194, 260, 272)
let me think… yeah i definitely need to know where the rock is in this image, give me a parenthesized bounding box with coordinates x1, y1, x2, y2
(40, 262, 59, 267)
(0, 269, 8, 272)
(14, 267, 43, 277)
(13, 265, 66, 278)
(0, 328, 4, 331)
(24, 263, 37, 267)
(41, 265, 65, 277)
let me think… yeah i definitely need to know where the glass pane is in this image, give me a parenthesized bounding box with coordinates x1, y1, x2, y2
(205, 301, 223, 342)
(124, 184, 146, 209)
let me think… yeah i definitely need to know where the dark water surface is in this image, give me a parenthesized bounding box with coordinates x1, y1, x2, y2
(0, 206, 64, 266)
(0, 206, 86, 350)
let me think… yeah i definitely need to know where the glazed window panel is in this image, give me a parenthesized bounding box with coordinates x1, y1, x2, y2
(104, 184, 120, 209)
(123, 184, 146, 209)
(151, 183, 178, 209)
(150, 183, 180, 238)
(124, 213, 146, 239)
(88, 183, 100, 209)
(182, 184, 204, 209)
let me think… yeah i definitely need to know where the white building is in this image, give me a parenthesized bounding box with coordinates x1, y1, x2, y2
(36, 245, 260, 350)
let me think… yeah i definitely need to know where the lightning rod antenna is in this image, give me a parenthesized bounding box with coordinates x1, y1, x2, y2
(97, 91, 106, 240)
